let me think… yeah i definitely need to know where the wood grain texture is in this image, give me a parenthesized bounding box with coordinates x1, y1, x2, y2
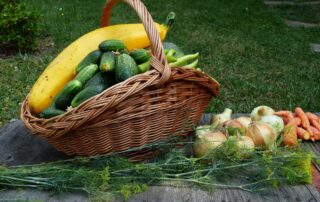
(128, 185, 320, 202)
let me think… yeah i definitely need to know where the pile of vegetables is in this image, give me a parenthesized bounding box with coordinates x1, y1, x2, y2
(194, 106, 285, 157)
(34, 11, 203, 118)
(28, 12, 176, 115)
(275, 107, 320, 142)
(194, 106, 320, 158)
(40, 39, 200, 118)
(0, 137, 313, 200)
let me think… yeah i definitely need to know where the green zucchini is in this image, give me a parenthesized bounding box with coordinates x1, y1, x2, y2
(100, 52, 116, 72)
(84, 71, 115, 88)
(99, 39, 126, 52)
(76, 50, 102, 73)
(138, 60, 150, 73)
(129, 49, 150, 64)
(75, 64, 98, 85)
(40, 107, 65, 118)
(163, 42, 184, 58)
(115, 54, 139, 82)
(53, 80, 83, 110)
(71, 84, 106, 107)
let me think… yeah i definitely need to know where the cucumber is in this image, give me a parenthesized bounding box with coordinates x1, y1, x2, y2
(115, 54, 139, 82)
(40, 107, 65, 118)
(75, 64, 98, 85)
(84, 71, 115, 88)
(71, 84, 106, 107)
(129, 49, 150, 64)
(54, 80, 83, 110)
(76, 50, 102, 73)
(138, 60, 150, 73)
(163, 42, 184, 58)
(99, 39, 126, 52)
(100, 52, 116, 72)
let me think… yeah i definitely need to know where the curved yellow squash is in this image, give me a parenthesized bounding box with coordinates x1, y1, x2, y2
(28, 23, 169, 114)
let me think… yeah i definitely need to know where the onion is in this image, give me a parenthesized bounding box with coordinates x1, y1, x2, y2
(223, 119, 244, 129)
(246, 122, 277, 150)
(261, 115, 284, 136)
(236, 136, 255, 150)
(193, 131, 227, 157)
(195, 125, 213, 136)
(223, 119, 246, 135)
(229, 136, 255, 150)
(236, 117, 252, 128)
(212, 108, 232, 128)
(251, 106, 275, 121)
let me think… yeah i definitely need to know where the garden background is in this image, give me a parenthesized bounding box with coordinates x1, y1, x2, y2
(0, 0, 320, 126)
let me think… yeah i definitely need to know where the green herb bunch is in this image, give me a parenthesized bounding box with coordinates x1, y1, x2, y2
(0, 138, 314, 200)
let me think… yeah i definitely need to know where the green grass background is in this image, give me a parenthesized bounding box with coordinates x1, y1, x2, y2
(0, 0, 320, 125)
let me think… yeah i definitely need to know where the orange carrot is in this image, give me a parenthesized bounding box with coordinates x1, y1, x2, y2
(295, 107, 313, 136)
(295, 117, 301, 126)
(274, 111, 290, 118)
(306, 112, 319, 121)
(310, 126, 320, 141)
(283, 112, 298, 147)
(297, 127, 310, 140)
(311, 119, 320, 131)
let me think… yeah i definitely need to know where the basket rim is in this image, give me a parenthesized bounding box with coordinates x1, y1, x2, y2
(21, 67, 219, 137)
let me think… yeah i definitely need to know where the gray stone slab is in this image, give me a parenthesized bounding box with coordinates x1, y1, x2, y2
(311, 43, 320, 53)
(0, 120, 65, 166)
(265, 1, 320, 6)
(285, 20, 320, 28)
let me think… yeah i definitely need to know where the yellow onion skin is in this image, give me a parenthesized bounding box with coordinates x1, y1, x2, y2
(212, 108, 232, 128)
(224, 119, 246, 135)
(193, 132, 227, 157)
(251, 106, 275, 121)
(236, 117, 252, 129)
(238, 136, 255, 150)
(223, 120, 244, 129)
(246, 122, 277, 150)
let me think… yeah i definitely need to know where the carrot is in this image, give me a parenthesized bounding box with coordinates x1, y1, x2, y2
(306, 112, 319, 122)
(311, 119, 320, 131)
(295, 107, 313, 136)
(297, 127, 310, 140)
(283, 112, 298, 147)
(310, 126, 320, 141)
(294, 117, 301, 126)
(274, 111, 290, 118)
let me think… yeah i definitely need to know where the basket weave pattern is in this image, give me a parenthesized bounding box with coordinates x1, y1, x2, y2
(20, 0, 219, 158)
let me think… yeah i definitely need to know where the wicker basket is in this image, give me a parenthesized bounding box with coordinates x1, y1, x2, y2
(20, 0, 219, 159)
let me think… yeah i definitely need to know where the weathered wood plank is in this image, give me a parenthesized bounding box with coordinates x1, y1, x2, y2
(128, 185, 320, 202)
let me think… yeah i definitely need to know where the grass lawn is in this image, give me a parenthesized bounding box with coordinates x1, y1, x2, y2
(270, 4, 320, 23)
(0, 0, 320, 126)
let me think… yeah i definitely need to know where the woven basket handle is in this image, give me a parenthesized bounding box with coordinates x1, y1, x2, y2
(101, 0, 171, 86)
